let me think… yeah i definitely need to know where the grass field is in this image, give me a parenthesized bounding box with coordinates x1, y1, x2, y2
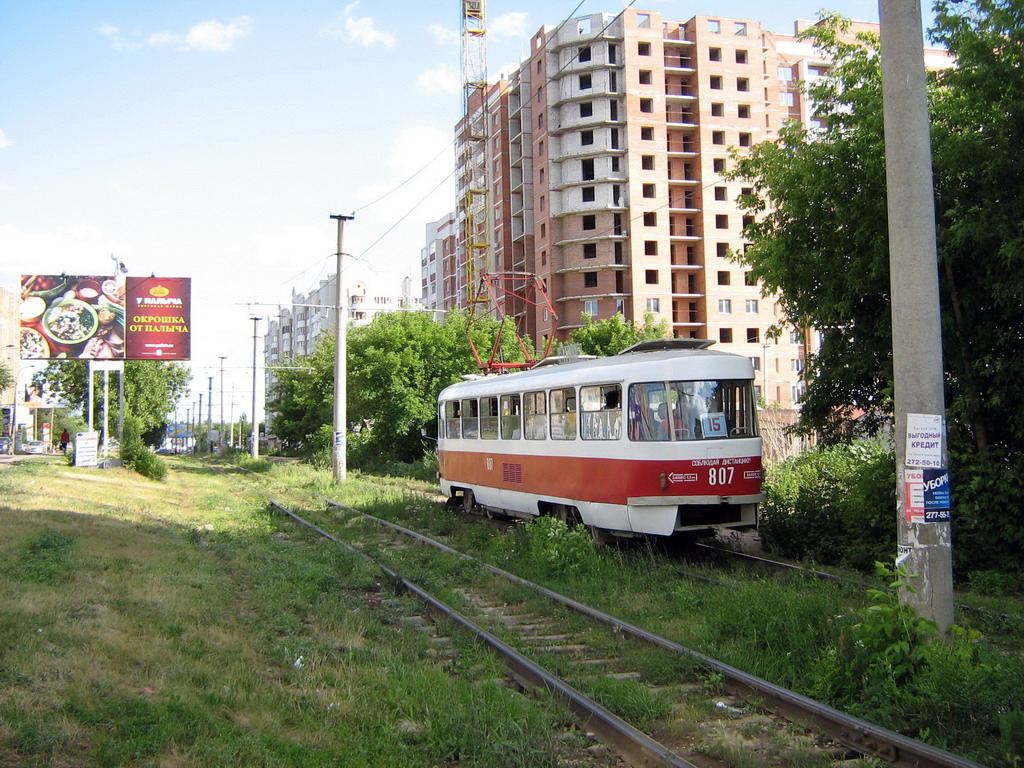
(0, 457, 571, 768)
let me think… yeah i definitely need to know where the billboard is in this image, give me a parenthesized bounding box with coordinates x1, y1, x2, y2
(125, 276, 191, 360)
(19, 274, 191, 360)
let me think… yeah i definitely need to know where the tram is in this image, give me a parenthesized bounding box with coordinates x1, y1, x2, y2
(437, 339, 764, 540)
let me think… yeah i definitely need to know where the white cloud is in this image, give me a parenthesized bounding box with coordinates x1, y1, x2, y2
(490, 12, 529, 41)
(185, 17, 254, 52)
(98, 17, 253, 52)
(416, 63, 460, 95)
(0, 130, 12, 149)
(322, 2, 396, 48)
(428, 24, 459, 47)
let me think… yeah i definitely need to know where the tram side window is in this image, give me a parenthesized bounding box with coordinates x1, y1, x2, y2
(549, 387, 577, 440)
(480, 396, 499, 439)
(629, 382, 670, 441)
(580, 384, 622, 440)
(461, 398, 479, 439)
(444, 400, 461, 439)
(524, 390, 547, 439)
(500, 394, 522, 439)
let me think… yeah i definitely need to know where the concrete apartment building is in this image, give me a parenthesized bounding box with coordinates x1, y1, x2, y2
(433, 9, 931, 406)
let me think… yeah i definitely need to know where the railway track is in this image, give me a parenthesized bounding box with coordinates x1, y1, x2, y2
(220, 466, 986, 768)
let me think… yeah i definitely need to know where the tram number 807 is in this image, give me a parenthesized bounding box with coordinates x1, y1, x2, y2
(708, 466, 735, 486)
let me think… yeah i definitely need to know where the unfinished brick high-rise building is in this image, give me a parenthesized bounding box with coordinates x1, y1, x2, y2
(431, 9, 945, 405)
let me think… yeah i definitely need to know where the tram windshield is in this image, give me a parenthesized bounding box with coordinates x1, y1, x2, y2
(628, 379, 758, 441)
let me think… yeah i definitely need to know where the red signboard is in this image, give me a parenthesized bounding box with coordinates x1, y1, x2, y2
(19, 274, 191, 360)
(125, 277, 192, 360)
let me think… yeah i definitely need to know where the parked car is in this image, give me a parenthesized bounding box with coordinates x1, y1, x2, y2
(21, 440, 47, 455)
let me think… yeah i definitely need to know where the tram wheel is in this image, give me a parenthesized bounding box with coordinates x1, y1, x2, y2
(461, 489, 476, 514)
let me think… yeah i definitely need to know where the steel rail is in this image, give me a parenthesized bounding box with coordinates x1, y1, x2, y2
(267, 500, 697, 768)
(325, 500, 986, 768)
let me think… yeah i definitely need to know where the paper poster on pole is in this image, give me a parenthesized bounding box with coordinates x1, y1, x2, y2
(906, 413, 944, 468)
(74, 432, 99, 467)
(904, 469, 925, 523)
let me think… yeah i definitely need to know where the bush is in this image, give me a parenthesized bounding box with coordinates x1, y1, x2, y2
(120, 414, 167, 481)
(759, 441, 895, 569)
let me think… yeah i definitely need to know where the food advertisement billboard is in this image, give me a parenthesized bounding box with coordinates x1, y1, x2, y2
(19, 275, 191, 361)
(125, 276, 191, 360)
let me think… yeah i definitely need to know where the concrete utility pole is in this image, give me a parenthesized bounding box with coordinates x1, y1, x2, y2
(329, 214, 354, 483)
(218, 356, 227, 454)
(878, 0, 954, 632)
(250, 316, 260, 460)
(198, 393, 203, 453)
(206, 376, 213, 453)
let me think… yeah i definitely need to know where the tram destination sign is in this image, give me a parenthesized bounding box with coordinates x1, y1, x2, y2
(19, 274, 191, 361)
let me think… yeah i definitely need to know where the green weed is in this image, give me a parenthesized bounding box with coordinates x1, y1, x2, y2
(16, 529, 76, 583)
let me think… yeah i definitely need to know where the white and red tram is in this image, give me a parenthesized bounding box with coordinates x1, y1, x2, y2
(437, 339, 764, 540)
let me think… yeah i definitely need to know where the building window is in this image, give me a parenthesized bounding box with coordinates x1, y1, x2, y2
(645, 269, 659, 284)
(791, 358, 805, 372)
(582, 186, 595, 202)
(611, 156, 621, 172)
(746, 299, 759, 314)
(539, 167, 545, 183)
(718, 299, 732, 313)
(710, 75, 723, 90)
(584, 272, 598, 287)
(541, 249, 547, 265)
(739, 132, 752, 147)
(640, 97, 654, 113)
(708, 19, 721, 33)
(608, 43, 617, 63)
(641, 154, 655, 170)
(539, 195, 546, 212)
(780, 91, 795, 107)
(644, 240, 658, 255)
(646, 298, 660, 313)
(720, 327, 733, 343)
(636, 12, 651, 27)
(581, 129, 594, 145)
(778, 65, 794, 81)
(643, 211, 657, 226)
(745, 271, 757, 286)
(709, 47, 722, 62)
(717, 242, 729, 258)
(711, 102, 724, 116)
(742, 214, 754, 228)
(584, 299, 599, 316)
(639, 69, 652, 85)
(638, 41, 651, 56)
(737, 77, 750, 92)
(750, 356, 760, 371)
(579, 45, 592, 62)
(610, 128, 620, 149)
(540, 223, 546, 238)
(537, 112, 544, 128)
(713, 158, 726, 173)
(747, 327, 760, 343)
(582, 214, 597, 230)
(583, 243, 597, 258)
(610, 100, 618, 120)
(714, 186, 728, 201)
(642, 183, 656, 198)
(735, 49, 748, 64)
(579, 73, 592, 90)
(716, 214, 729, 229)
(790, 329, 804, 345)
(640, 126, 654, 140)
(712, 130, 725, 145)
(734, 21, 748, 35)
(539, 140, 544, 157)
(580, 101, 593, 117)
(718, 270, 731, 285)
(738, 104, 751, 118)
(582, 158, 595, 179)
(609, 71, 617, 92)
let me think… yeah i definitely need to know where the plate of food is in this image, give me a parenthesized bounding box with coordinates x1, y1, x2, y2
(20, 327, 50, 358)
(42, 299, 99, 345)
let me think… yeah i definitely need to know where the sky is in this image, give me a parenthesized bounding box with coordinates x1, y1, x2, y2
(0, 0, 890, 424)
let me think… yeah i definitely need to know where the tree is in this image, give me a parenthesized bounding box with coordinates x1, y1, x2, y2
(568, 312, 668, 357)
(37, 360, 191, 439)
(730, 7, 1024, 571)
(0, 362, 12, 392)
(267, 311, 527, 463)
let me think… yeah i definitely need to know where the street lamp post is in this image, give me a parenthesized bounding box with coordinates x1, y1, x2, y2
(329, 213, 354, 483)
(218, 356, 226, 454)
(251, 316, 260, 460)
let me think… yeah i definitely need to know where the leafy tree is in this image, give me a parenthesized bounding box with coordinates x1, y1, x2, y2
(37, 360, 191, 439)
(0, 362, 12, 392)
(568, 312, 668, 357)
(267, 310, 527, 463)
(729, 6, 1024, 572)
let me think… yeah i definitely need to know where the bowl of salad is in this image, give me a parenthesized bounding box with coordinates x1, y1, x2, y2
(41, 299, 99, 345)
